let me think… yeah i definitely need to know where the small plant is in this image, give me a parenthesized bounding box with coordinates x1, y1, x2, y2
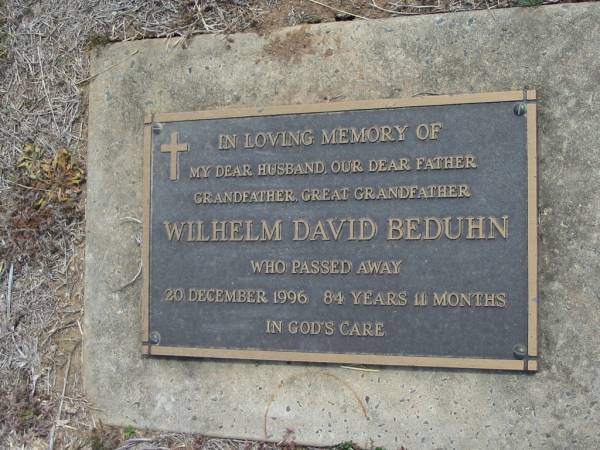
(518, 0, 543, 6)
(17, 144, 84, 209)
(122, 424, 136, 440)
(0, 380, 53, 436)
(88, 424, 120, 450)
(2, 144, 84, 263)
(336, 442, 357, 450)
(86, 33, 113, 49)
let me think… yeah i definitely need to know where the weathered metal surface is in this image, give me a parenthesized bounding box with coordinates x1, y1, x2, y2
(142, 92, 537, 370)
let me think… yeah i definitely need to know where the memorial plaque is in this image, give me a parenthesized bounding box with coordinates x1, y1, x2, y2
(141, 91, 538, 371)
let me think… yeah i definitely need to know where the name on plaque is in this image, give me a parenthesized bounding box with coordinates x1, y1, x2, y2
(141, 90, 538, 371)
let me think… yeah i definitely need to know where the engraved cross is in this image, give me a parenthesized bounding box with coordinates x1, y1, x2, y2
(161, 131, 189, 181)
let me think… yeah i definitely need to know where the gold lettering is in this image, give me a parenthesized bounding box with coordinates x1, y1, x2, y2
(489, 215, 509, 239)
(218, 134, 237, 150)
(405, 218, 421, 240)
(380, 125, 393, 142)
(190, 165, 211, 178)
(164, 221, 185, 241)
(443, 216, 463, 240)
(350, 127, 366, 143)
(432, 291, 508, 308)
(416, 123, 429, 140)
(321, 128, 336, 145)
(340, 321, 385, 337)
(338, 128, 349, 144)
(430, 122, 443, 140)
(266, 320, 283, 334)
(424, 217, 443, 240)
(211, 220, 227, 241)
(394, 125, 408, 141)
(261, 219, 282, 241)
(466, 216, 486, 239)
(387, 218, 403, 240)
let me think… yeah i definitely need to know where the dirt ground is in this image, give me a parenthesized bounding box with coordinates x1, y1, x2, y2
(0, 0, 574, 449)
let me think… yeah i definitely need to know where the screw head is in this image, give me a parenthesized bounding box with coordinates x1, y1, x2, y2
(514, 103, 526, 116)
(513, 344, 527, 359)
(149, 331, 161, 345)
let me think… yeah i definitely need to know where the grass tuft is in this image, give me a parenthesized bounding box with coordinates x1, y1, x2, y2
(122, 424, 136, 440)
(518, 0, 543, 6)
(16, 144, 84, 210)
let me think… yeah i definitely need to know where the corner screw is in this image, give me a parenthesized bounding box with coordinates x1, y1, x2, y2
(513, 344, 527, 359)
(149, 331, 161, 345)
(151, 123, 163, 134)
(514, 103, 526, 116)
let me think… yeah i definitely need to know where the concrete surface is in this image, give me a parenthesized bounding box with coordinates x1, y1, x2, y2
(85, 4, 600, 449)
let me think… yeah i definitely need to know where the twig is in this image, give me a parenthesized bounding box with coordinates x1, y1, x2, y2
(41, 321, 78, 346)
(115, 262, 142, 292)
(120, 216, 142, 224)
(6, 263, 13, 319)
(483, 0, 497, 22)
(340, 365, 380, 372)
(412, 91, 441, 97)
(304, 0, 369, 20)
(114, 438, 154, 450)
(48, 340, 80, 450)
(370, 0, 420, 15)
(114, 216, 144, 291)
(37, 45, 58, 133)
(5, 178, 53, 192)
(75, 50, 139, 85)
(388, 0, 441, 9)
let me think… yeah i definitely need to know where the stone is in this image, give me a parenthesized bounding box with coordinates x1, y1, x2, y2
(85, 4, 600, 448)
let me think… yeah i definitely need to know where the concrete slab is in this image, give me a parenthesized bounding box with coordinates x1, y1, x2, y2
(85, 4, 600, 448)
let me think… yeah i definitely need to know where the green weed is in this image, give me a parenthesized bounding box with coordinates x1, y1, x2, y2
(518, 0, 543, 6)
(123, 425, 136, 440)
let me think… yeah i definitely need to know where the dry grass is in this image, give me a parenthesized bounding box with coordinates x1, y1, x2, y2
(0, 0, 559, 448)
(0, 2, 262, 447)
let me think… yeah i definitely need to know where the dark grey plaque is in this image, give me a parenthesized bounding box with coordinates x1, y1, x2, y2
(142, 91, 538, 371)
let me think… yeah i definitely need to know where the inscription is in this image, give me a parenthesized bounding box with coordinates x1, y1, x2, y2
(145, 93, 536, 369)
(162, 216, 508, 242)
(265, 319, 385, 337)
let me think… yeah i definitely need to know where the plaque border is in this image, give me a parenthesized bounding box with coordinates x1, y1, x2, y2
(141, 90, 538, 371)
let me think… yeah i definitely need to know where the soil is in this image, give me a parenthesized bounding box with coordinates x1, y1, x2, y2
(262, 26, 316, 62)
(251, 0, 391, 34)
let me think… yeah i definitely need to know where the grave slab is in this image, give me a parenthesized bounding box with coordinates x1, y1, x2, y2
(85, 4, 600, 448)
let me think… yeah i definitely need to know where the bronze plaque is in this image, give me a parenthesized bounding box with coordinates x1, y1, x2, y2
(141, 91, 538, 371)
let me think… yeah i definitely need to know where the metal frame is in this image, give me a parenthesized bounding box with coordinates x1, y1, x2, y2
(141, 90, 538, 371)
